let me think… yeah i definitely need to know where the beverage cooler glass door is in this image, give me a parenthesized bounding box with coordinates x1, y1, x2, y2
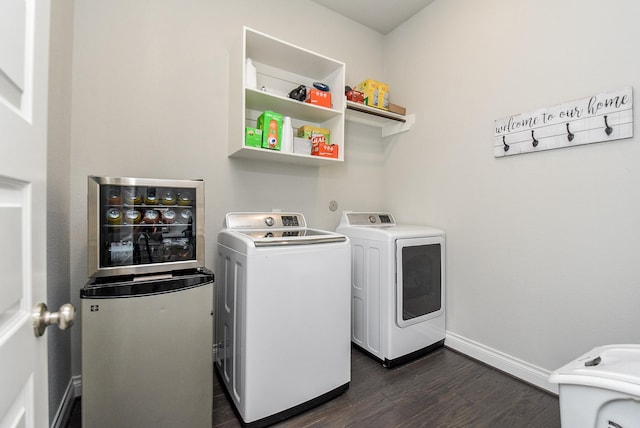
(395, 236, 444, 328)
(88, 176, 205, 278)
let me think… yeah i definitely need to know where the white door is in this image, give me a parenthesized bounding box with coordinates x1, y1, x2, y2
(0, 0, 52, 427)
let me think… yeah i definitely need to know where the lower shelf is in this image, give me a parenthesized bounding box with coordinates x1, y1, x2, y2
(229, 146, 343, 166)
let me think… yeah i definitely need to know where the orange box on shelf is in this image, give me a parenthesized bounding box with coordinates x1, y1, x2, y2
(297, 125, 337, 158)
(305, 88, 332, 108)
(346, 89, 364, 103)
(311, 141, 339, 158)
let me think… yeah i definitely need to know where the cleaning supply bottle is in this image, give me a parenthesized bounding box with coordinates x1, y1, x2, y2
(281, 116, 293, 153)
(245, 58, 257, 89)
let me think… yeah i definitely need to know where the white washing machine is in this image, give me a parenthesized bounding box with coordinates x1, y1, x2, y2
(337, 211, 445, 367)
(215, 212, 351, 427)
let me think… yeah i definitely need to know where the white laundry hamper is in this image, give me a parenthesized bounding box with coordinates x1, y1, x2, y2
(549, 344, 640, 428)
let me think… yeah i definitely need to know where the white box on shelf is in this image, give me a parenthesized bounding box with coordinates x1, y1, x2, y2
(293, 137, 312, 155)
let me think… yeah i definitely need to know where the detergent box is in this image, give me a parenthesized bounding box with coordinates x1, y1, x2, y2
(311, 141, 338, 158)
(305, 88, 332, 108)
(257, 110, 283, 150)
(244, 127, 263, 148)
(297, 125, 337, 158)
(297, 125, 330, 146)
(356, 79, 389, 110)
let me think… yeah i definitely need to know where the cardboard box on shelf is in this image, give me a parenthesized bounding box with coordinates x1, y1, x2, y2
(388, 103, 406, 115)
(311, 141, 338, 158)
(297, 125, 336, 158)
(346, 89, 365, 103)
(293, 137, 312, 155)
(257, 110, 283, 150)
(297, 125, 330, 146)
(356, 79, 389, 110)
(245, 127, 263, 148)
(305, 88, 332, 108)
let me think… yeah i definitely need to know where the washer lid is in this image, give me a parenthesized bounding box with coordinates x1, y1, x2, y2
(549, 344, 640, 396)
(237, 228, 346, 247)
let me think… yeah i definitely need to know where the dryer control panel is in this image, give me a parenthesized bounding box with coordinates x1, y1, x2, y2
(340, 212, 396, 226)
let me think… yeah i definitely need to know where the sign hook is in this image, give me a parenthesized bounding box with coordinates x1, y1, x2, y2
(503, 136, 510, 152)
(566, 123, 575, 142)
(604, 115, 613, 136)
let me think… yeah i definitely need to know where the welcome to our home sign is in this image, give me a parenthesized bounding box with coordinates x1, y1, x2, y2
(494, 87, 633, 157)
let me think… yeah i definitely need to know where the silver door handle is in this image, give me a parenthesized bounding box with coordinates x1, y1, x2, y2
(32, 303, 75, 337)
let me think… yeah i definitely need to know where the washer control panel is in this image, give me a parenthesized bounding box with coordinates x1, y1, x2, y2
(225, 212, 307, 229)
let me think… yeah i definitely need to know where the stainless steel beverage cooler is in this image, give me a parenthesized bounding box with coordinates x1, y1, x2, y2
(87, 176, 205, 278)
(81, 176, 213, 428)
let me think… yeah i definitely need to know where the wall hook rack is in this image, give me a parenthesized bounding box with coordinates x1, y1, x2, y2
(604, 115, 613, 136)
(503, 136, 510, 152)
(494, 87, 633, 158)
(566, 123, 575, 142)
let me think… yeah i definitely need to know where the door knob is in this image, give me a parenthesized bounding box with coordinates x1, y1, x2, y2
(32, 303, 75, 337)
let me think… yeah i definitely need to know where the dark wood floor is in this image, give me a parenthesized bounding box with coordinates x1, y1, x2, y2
(66, 398, 81, 428)
(67, 347, 560, 427)
(213, 347, 560, 428)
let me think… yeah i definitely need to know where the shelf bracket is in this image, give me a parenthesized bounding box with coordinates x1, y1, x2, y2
(345, 101, 415, 138)
(382, 114, 415, 138)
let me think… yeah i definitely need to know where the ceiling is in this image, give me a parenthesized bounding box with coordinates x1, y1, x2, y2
(310, 0, 435, 35)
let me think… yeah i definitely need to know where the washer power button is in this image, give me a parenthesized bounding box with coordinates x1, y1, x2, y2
(265, 216, 275, 227)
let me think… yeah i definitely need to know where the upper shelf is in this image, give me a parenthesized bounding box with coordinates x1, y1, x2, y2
(345, 101, 415, 138)
(246, 88, 342, 123)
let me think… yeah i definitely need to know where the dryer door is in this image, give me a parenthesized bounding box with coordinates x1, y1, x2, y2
(395, 236, 444, 328)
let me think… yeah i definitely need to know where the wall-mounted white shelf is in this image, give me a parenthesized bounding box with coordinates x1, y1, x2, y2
(345, 101, 415, 138)
(246, 88, 342, 123)
(228, 144, 342, 167)
(228, 27, 346, 166)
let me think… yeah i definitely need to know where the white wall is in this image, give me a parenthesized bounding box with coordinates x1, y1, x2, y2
(383, 0, 640, 383)
(64, 0, 640, 396)
(47, 0, 74, 424)
(68, 0, 386, 377)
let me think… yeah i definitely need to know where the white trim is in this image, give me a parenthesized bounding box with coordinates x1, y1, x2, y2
(72, 374, 82, 397)
(445, 331, 558, 395)
(50, 376, 79, 428)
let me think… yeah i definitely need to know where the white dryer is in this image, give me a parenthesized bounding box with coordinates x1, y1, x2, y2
(337, 211, 445, 367)
(215, 212, 351, 427)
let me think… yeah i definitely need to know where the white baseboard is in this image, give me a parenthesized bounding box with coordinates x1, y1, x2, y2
(72, 374, 82, 397)
(51, 376, 80, 428)
(445, 331, 558, 395)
